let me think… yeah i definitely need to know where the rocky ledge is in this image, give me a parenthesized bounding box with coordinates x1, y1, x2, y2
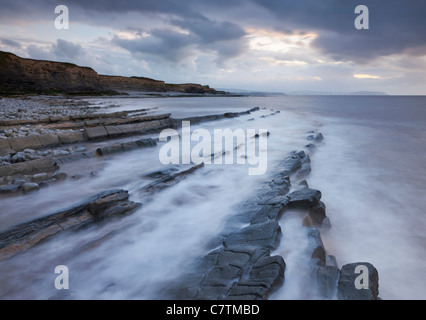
(165, 132, 380, 300)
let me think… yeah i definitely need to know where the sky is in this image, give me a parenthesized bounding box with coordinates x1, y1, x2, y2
(0, 0, 425, 95)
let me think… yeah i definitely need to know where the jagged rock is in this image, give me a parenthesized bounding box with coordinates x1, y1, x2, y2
(143, 167, 179, 179)
(224, 221, 282, 250)
(278, 151, 310, 177)
(227, 252, 285, 300)
(250, 205, 283, 224)
(308, 228, 326, 266)
(258, 196, 289, 207)
(295, 162, 311, 179)
(307, 133, 324, 142)
(0, 189, 140, 261)
(287, 188, 322, 209)
(316, 266, 340, 299)
(338, 263, 379, 300)
(306, 201, 327, 227)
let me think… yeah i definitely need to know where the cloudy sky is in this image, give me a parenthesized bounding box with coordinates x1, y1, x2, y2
(1, 0, 425, 94)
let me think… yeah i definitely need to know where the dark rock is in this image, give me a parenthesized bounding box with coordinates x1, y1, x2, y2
(254, 132, 270, 138)
(308, 228, 326, 266)
(224, 112, 237, 118)
(338, 262, 379, 300)
(316, 266, 340, 299)
(278, 151, 309, 176)
(224, 221, 282, 250)
(248, 107, 260, 112)
(121, 141, 139, 152)
(272, 175, 290, 186)
(229, 254, 285, 300)
(135, 138, 157, 147)
(295, 162, 311, 179)
(307, 201, 327, 227)
(143, 167, 179, 179)
(257, 196, 289, 207)
(202, 265, 242, 286)
(307, 133, 324, 142)
(0, 189, 140, 261)
(96, 145, 123, 156)
(250, 205, 283, 224)
(287, 188, 322, 209)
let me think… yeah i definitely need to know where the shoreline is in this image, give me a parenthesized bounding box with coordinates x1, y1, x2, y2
(0, 96, 380, 300)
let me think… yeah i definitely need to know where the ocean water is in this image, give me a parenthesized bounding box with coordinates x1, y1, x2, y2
(0, 95, 425, 300)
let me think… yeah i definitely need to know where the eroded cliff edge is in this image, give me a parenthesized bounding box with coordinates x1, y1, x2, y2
(0, 51, 225, 96)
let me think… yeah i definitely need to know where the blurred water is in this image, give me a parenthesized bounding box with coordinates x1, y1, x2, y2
(1, 95, 425, 299)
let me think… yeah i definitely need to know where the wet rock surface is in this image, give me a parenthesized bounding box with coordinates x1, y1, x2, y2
(0, 98, 381, 300)
(0, 189, 140, 261)
(165, 131, 381, 300)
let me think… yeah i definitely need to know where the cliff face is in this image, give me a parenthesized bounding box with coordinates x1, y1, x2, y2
(0, 51, 225, 95)
(98, 75, 167, 92)
(0, 51, 107, 95)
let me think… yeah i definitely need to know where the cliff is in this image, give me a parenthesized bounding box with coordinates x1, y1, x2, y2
(0, 51, 225, 95)
(0, 51, 111, 95)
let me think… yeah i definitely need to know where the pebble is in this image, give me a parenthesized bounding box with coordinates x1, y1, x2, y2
(22, 182, 40, 193)
(53, 150, 71, 157)
(31, 173, 49, 183)
(11, 152, 27, 163)
(11, 178, 27, 186)
(51, 172, 68, 181)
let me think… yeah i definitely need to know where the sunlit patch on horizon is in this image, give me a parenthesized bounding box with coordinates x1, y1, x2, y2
(246, 28, 317, 53)
(354, 74, 382, 79)
(259, 56, 308, 66)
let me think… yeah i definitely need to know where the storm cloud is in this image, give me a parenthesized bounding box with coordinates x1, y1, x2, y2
(0, 0, 425, 93)
(0, 0, 425, 63)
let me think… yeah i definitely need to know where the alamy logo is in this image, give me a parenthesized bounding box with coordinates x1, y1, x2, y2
(158, 121, 268, 175)
(354, 265, 369, 289)
(54, 5, 69, 30)
(354, 5, 369, 30)
(54, 265, 69, 290)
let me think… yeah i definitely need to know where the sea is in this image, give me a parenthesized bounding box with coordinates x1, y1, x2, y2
(0, 95, 425, 300)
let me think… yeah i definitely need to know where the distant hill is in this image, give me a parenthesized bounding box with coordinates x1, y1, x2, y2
(288, 90, 388, 96)
(0, 51, 225, 96)
(217, 88, 286, 96)
(348, 91, 388, 96)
